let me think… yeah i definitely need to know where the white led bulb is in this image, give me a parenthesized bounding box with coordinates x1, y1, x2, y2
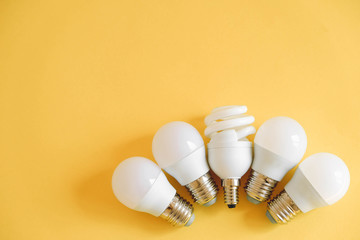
(267, 153, 350, 224)
(245, 116, 307, 204)
(152, 121, 218, 206)
(112, 157, 195, 226)
(205, 106, 256, 208)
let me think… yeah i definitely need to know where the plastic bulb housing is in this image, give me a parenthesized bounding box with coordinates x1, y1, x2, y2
(245, 116, 307, 204)
(205, 106, 256, 208)
(152, 121, 218, 206)
(267, 153, 350, 224)
(112, 157, 195, 226)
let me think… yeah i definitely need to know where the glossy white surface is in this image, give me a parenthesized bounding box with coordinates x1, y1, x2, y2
(204, 105, 255, 139)
(255, 116, 307, 162)
(285, 153, 350, 213)
(252, 144, 296, 181)
(252, 116, 307, 180)
(152, 121, 205, 168)
(112, 157, 176, 216)
(163, 146, 209, 185)
(152, 121, 210, 185)
(205, 106, 255, 179)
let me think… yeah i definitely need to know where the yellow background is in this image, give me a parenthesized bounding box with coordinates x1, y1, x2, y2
(1, 0, 360, 239)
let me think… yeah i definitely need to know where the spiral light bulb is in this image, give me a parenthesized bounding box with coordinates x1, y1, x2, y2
(245, 116, 307, 204)
(152, 121, 218, 206)
(112, 157, 195, 227)
(266, 153, 350, 224)
(204, 105, 256, 208)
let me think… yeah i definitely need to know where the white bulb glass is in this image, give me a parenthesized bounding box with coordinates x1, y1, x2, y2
(252, 116, 307, 181)
(152, 121, 209, 185)
(285, 153, 350, 213)
(205, 106, 255, 179)
(112, 157, 176, 216)
(204, 105, 256, 207)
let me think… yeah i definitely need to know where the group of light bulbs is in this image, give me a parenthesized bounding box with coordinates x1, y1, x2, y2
(112, 105, 350, 227)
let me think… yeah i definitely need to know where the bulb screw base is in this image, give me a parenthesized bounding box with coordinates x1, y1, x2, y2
(266, 190, 301, 224)
(222, 178, 240, 208)
(244, 169, 278, 204)
(185, 171, 218, 206)
(160, 193, 195, 227)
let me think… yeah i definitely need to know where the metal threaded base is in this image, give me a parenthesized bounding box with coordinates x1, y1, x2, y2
(185, 172, 218, 206)
(267, 190, 301, 224)
(222, 178, 240, 208)
(245, 169, 278, 203)
(160, 193, 194, 227)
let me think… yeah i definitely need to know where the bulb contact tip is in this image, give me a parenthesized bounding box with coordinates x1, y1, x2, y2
(203, 197, 217, 207)
(246, 194, 262, 205)
(185, 213, 195, 227)
(266, 210, 278, 224)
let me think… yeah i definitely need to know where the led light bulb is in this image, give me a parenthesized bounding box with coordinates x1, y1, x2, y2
(266, 153, 350, 224)
(152, 121, 218, 206)
(204, 106, 256, 208)
(245, 117, 307, 204)
(112, 157, 195, 226)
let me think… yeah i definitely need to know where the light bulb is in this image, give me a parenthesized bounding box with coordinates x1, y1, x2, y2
(245, 116, 307, 204)
(152, 121, 218, 206)
(112, 157, 195, 226)
(266, 153, 350, 224)
(204, 105, 256, 208)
